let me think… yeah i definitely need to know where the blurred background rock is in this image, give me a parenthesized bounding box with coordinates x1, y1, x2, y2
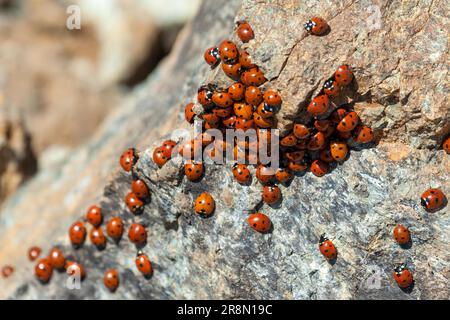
(0, 0, 201, 207)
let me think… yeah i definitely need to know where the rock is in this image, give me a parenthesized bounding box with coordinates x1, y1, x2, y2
(0, 0, 448, 300)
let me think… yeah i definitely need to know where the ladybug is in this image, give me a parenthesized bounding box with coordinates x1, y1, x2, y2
(236, 21, 254, 42)
(218, 40, 239, 63)
(2, 265, 14, 278)
(245, 86, 263, 106)
(48, 247, 65, 270)
(443, 136, 450, 154)
(184, 161, 204, 181)
(247, 212, 271, 233)
(213, 107, 233, 118)
(275, 167, 292, 183)
(304, 17, 329, 35)
(263, 89, 282, 106)
(197, 86, 214, 107)
(310, 159, 329, 177)
(234, 102, 253, 119)
(222, 62, 242, 79)
(330, 108, 347, 124)
(262, 185, 281, 205)
(319, 148, 335, 163)
(202, 113, 220, 126)
(242, 67, 266, 86)
(253, 112, 274, 128)
(28, 246, 41, 261)
(285, 150, 305, 162)
(194, 192, 215, 217)
(136, 251, 153, 277)
(104, 269, 120, 292)
(90, 227, 106, 249)
(239, 50, 255, 69)
(319, 234, 337, 260)
(235, 118, 255, 131)
(330, 141, 349, 161)
(119, 148, 138, 172)
(161, 140, 177, 158)
(68, 221, 86, 247)
(184, 103, 196, 124)
(232, 163, 251, 184)
(393, 264, 413, 288)
(131, 179, 150, 200)
(256, 164, 275, 184)
(353, 125, 374, 144)
(228, 82, 245, 101)
(335, 65, 354, 87)
(314, 119, 331, 132)
(86, 205, 102, 227)
(153, 146, 169, 167)
(420, 188, 446, 211)
(128, 223, 147, 245)
(204, 46, 220, 67)
(256, 102, 275, 118)
(293, 123, 310, 139)
(222, 115, 237, 128)
(307, 95, 329, 117)
(337, 111, 359, 132)
(288, 159, 308, 172)
(307, 131, 326, 150)
(66, 261, 86, 280)
(125, 192, 144, 214)
(106, 217, 124, 241)
(281, 134, 297, 147)
(323, 79, 340, 98)
(393, 224, 411, 245)
(212, 91, 233, 108)
(35, 258, 53, 283)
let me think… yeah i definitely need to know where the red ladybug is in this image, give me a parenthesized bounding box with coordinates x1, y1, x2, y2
(222, 62, 242, 79)
(153, 146, 169, 167)
(420, 188, 446, 211)
(86, 205, 102, 227)
(234, 102, 253, 120)
(128, 223, 147, 245)
(48, 247, 65, 270)
(323, 79, 340, 98)
(236, 21, 254, 42)
(256, 165, 275, 184)
(245, 86, 263, 106)
(319, 234, 337, 260)
(232, 163, 251, 184)
(330, 141, 349, 161)
(228, 82, 245, 101)
(218, 40, 239, 63)
(253, 112, 274, 128)
(310, 159, 329, 177)
(213, 107, 232, 118)
(135, 251, 153, 277)
(125, 192, 144, 214)
(293, 123, 310, 139)
(104, 269, 119, 292)
(161, 140, 177, 158)
(262, 185, 281, 205)
(90, 227, 106, 249)
(307, 95, 329, 116)
(202, 113, 221, 127)
(194, 192, 215, 216)
(204, 46, 220, 67)
(184, 161, 204, 181)
(337, 111, 359, 132)
(119, 148, 138, 172)
(304, 17, 329, 35)
(222, 115, 236, 128)
(28, 246, 41, 261)
(35, 258, 53, 283)
(443, 136, 450, 154)
(2, 265, 14, 278)
(247, 213, 271, 233)
(106, 217, 124, 241)
(285, 150, 305, 162)
(335, 65, 354, 87)
(307, 131, 326, 150)
(393, 225, 411, 245)
(353, 125, 374, 143)
(239, 50, 255, 69)
(256, 102, 275, 119)
(242, 67, 266, 86)
(281, 134, 297, 147)
(393, 264, 413, 288)
(131, 179, 150, 200)
(235, 117, 255, 131)
(68, 221, 86, 247)
(319, 148, 335, 163)
(212, 91, 233, 108)
(185, 103, 196, 124)
(330, 108, 347, 124)
(288, 159, 308, 172)
(66, 261, 86, 280)
(263, 89, 282, 106)
(314, 119, 331, 132)
(197, 85, 214, 107)
(275, 167, 292, 183)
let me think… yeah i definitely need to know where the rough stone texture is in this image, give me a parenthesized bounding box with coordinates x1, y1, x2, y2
(0, 0, 449, 300)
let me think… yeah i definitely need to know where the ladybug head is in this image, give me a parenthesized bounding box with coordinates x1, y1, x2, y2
(210, 47, 220, 59)
(323, 79, 334, 90)
(262, 102, 274, 113)
(303, 20, 314, 31)
(420, 197, 428, 208)
(136, 250, 144, 257)
(394, 263, 407, 274)
(319, 233, 328, 245)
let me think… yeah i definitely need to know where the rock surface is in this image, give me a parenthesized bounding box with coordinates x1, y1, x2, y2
(0, 0, 449, 299)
